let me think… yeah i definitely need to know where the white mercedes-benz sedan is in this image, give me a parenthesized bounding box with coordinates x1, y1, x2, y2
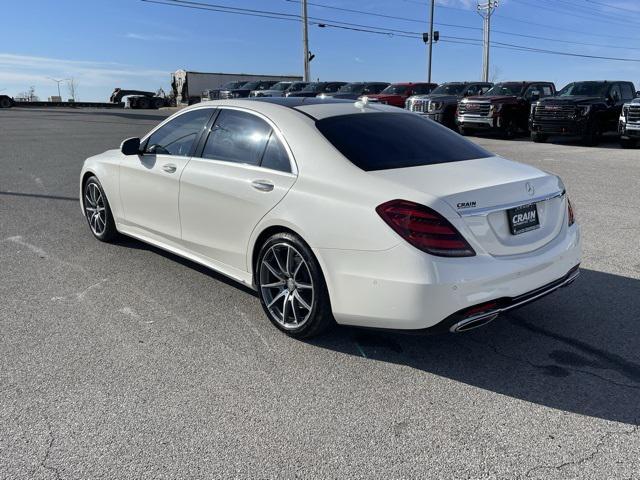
(80, 97, 581, 338)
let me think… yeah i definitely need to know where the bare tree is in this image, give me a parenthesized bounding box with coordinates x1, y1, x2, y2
(27, 86, 38, 102)
(67, 78, 78, 101)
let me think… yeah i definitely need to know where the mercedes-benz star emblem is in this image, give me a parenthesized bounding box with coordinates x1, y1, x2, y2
(525, 182, 535, 196)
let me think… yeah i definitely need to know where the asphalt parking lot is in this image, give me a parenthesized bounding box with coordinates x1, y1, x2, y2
(1, 107, 639, 479)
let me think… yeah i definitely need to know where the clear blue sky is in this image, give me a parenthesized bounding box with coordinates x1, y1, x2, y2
(1, 0, 638, 101)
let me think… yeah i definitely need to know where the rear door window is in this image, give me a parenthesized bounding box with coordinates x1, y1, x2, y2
(316, 112, 491, 171)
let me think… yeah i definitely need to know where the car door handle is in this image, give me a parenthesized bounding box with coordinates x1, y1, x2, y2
(162, 163, 177, 173)
(251, 180, 274, 192)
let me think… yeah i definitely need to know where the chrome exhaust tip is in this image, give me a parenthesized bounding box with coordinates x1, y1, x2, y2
(451, 313, 499, 333)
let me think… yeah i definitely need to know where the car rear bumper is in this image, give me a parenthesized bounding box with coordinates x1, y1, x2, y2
(316, 224, 581, 331)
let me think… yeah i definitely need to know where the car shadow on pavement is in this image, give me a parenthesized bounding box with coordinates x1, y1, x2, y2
(310, 268, 640, 426)
(112, 235, 258, 296)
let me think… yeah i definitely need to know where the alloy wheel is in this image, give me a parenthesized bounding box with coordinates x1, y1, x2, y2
(259, 243, 314, 329)
(84, 182, 107, 236)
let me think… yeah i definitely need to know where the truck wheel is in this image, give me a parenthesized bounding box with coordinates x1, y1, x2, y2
(620, 138, 637, 149)
(153, 98, 164, 109)
(459, 127, 471, 136)
(137, 97, 150, 109)
(503, 120, 517, 139)
(582, 123, 601, 146)
(531, 132, 548, 143)
(0, 97, 12, 109)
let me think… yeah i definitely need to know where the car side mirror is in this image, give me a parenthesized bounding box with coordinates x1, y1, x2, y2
(606, 95, 614, 105)
(636, 91, 640, 97)
(120, 137, 141, 155)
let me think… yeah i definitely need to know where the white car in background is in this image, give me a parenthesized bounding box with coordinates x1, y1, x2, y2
(80, 98, 581, 338)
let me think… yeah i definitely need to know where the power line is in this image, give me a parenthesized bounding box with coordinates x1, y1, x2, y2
(585, 0, 640, 14)
(142, 0, 640, 63)
(284, 0, 640, 50)
(509, 0, 640, 28)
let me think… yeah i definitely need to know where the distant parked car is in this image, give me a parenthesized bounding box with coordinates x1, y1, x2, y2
(220, 80, 279, 99)
(457, 81, 556, 138)
(405, 82, 493, 128)
(284, 82, 309, 97)
(288, 82, 348, 98)
(619, 97, 640, 148)
(360, 83, 437, 108)
(204, 81, 246, 100)
(250, 81, 293, 98)
(530, 80, 637, 146)
(317, 82, 390, 100)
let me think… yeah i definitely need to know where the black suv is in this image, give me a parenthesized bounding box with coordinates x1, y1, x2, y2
(220, 80, 279, 99)
(619, 97, 640, 148)
(321, 82, 390, 100)
(287, 82, 348, 98)
(530, 80, 637, 145)
(405, 82, 493, 129)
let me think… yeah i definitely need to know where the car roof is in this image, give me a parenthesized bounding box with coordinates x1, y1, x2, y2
(195, 97, 403, 120)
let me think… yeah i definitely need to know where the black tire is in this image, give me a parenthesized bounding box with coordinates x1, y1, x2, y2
(531, 132, 548, 143)
(458, 126, 471, 136)
(83, 176, 118, 242)
(256, 232, 334, 339)
(0, 97, 12, 109)
(620, 138, 637, 149)
(502, 119, 518, 139)
(581, 122, 601, 146)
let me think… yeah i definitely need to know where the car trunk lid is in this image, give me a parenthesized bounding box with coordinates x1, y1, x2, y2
(369, 156, 566, 256)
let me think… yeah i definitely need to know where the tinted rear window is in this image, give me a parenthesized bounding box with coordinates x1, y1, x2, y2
(316, 112, 491, 171)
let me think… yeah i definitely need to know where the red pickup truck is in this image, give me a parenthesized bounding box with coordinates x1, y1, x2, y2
(360, 82, 437, 108)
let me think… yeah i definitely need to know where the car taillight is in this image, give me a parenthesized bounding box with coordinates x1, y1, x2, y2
(376, 199, 475, 257)
(567, 197, 576, 226)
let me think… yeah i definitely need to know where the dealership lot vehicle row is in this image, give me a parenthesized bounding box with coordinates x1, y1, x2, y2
(1, 108, 639, 479)
(194, 78, 640, 149)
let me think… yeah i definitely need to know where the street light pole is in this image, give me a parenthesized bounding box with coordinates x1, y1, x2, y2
(302, 0, 310, 82)
(46, 77, 69, 99)
(427, 0, 435, 84)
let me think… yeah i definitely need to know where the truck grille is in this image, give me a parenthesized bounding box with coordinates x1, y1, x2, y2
(628, 105, 640, 124)
(458, 102, 490, 116)
(533, 104, 575, 121)
(407, 99, 428, 113)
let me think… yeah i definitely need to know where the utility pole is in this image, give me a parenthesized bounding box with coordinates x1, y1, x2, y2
(47, 77, 69, 99)
(302, 0, 310, 82)
(427, 0, 435, 84)
(477, 1, 498, 82)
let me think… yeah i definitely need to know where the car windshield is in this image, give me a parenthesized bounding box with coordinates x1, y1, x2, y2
(241, 81, 260, 90)
(430, 84, 467, 95)
(485, 83, 525, 96)
(380, 84, 408, 95)
(287, 82, 307, 92)
(316, 112, 491, 171)
(221, 81, 244, 89)
(270, 82, 291, 91)
(338, 83, 365, 93)
(557, 82, 608, 97)
(302, 83, 323, 92)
